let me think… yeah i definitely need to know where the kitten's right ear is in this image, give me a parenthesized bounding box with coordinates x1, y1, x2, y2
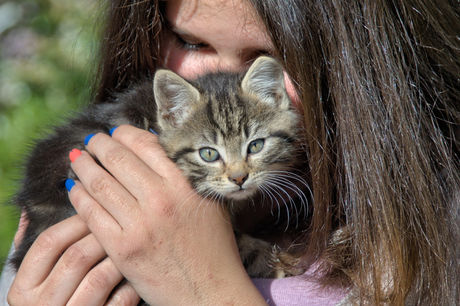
(241, 56, 290, 110)
(153, 70, 201, 128)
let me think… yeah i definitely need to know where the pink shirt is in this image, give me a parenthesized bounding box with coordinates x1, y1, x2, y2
(252, 268, 348, 305)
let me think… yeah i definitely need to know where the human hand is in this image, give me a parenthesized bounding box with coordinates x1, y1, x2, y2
(8, 215, 140, 305)
(67, 125, 266, 305)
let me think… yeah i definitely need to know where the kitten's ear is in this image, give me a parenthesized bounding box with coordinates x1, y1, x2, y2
(241, 56, 290, 109)
(153, 70, 201, 128)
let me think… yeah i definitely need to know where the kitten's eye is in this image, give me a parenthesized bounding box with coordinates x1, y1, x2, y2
(199, 147, 220, 162)
(248, 139, 265, 154)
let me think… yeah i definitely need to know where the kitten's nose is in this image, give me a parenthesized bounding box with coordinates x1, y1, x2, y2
(229, 174, 248, 187)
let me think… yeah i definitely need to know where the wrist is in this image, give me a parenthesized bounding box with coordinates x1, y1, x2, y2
(199, 263, 267, 305)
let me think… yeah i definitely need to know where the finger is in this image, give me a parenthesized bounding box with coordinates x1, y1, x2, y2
(66, 257, 125, 306)
(68, 179, 123, 236)
(40, 233, 106, 305)
(105, 281, 141, 306)
(70, 151, 139, 228)
(110, 125, 180, 178)
(14, 215, 90, 289)
(83, 132, 163, 201)
(13, 210, 29, 248)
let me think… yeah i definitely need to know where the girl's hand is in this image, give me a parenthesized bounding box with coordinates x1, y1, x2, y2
(8, 215, 140, 305)
(68, 125, 266, 305)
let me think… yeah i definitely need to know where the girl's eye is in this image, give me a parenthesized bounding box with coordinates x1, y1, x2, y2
(199, 147, 220, 162)
(175, 33, 208, 51)
(248, 139, 265, 154)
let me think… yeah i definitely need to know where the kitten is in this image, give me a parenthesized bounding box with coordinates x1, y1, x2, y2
(10, 56, 309, 278)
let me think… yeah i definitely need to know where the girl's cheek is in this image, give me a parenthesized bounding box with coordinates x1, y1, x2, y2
(160, 36, 219, 79)
(284, 72, 302, 113)
(171, 55, 217, 79)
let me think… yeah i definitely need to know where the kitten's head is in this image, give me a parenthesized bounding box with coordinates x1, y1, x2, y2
(153, 57, 301, 203)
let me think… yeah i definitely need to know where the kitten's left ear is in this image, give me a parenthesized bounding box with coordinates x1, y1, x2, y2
(241, 56, 290, 110)
(153, 69, 201, 128)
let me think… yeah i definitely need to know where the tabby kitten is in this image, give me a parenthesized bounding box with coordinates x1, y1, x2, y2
(10, 56, 309, 278)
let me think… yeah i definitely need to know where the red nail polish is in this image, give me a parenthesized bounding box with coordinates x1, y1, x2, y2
(69, 148, 82, 162)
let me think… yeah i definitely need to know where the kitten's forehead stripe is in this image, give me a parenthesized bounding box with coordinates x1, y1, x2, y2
(271, 131, 296, 143)
(206, 98, 226, 137)
(171, 147, 195, 162)
(181, 159, 202, 168)
(223, 94, 240, 136)
(243, 121, 250, 139)
(195, 73, 254, 142)
(210, 129, 218, 144)
(201, 129, 216, 145)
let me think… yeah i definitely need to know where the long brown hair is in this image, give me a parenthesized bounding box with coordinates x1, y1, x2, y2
(93, 0, 459, 304)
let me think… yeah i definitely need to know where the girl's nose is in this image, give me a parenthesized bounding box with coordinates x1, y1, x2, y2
(216, 55, 248, 72)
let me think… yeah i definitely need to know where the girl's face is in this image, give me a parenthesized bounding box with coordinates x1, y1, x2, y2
(160, 0, 300, 108)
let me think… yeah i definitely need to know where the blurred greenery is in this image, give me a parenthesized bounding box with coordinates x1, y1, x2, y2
(0, 0, 99, 270)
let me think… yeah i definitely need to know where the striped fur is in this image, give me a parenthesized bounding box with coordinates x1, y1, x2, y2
(11, 57, 309, 278)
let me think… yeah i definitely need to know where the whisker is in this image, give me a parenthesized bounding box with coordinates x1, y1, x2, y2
(262, 182, 291, 231)
(266, 170, 313, 199)
(265, 175, 309, 218)
(266, 178, 303, 220)
(259, 184, 281, 223)
(265, 180, 297, 229)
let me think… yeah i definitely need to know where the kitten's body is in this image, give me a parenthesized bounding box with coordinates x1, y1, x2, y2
(10, 57, 309, 278)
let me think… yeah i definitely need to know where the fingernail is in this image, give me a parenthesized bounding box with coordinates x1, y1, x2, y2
(149, 128, 158, 135)
(69, 148, 82, 162)
(109, 126, 118, 136)
(84, 133, 95, 146)
(65, 178, 75, 192)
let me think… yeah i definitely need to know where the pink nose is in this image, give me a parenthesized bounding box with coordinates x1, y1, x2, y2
(229, 174, 248, 186)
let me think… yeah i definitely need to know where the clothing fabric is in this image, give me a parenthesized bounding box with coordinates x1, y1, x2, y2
(0, 245, 15, 305)
(252, 267, 347, 305)
(0, 244, 347, 305)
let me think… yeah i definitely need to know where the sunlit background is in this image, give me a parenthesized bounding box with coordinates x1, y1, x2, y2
(0, 0, 99, 270)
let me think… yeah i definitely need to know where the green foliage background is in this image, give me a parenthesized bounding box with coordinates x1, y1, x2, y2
(0, 0, 99, 270)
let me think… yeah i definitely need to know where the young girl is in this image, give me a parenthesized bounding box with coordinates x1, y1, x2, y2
(4, 0, 458, 304)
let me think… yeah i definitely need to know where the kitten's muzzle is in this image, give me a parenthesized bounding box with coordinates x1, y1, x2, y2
(229, 173, 249, 187)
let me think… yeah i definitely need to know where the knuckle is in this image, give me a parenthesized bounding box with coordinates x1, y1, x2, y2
(116, 236, 148, 262)
(62, 244, 90, 268)
(109, 285, 139, 305)
(90, 176, 111, 196)
(80, 204, 99, 227)
(7, 287, 23, 305)
(35, 230, 57, 251)
(119, 244, 143, 262)
(132, 132, 158, 154)
(157, 200, 176, 219)
(104, 146, 129, 167)
(86, 268, 112, 291)
(7, 285, 36, 306)
(147, 193, 177, 219)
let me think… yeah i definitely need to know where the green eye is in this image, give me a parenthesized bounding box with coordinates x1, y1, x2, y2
(248, 139, 265, 154)
(199, 147, 220, 162)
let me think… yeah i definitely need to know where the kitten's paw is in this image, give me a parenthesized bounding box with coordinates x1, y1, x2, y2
(238, 234, 305, 278)
(269, 245, 305, 278)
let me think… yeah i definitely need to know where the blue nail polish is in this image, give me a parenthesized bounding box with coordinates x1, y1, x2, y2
(149, 128, 158, 135)
(84, 133, 95, 145)
(65, 178, 75, 192)
(109, 126, 118, 136)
